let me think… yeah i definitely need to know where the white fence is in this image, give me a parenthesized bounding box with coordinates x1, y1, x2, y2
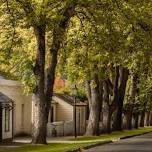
(47, 121, 74, 137)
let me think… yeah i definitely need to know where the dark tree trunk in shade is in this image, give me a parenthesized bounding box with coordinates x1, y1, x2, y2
(126, 112, 133, 130)
(140, 111, 145, 127)
(127, 74, 138, 130)
(85, 74, 103, 136)
(146, 112, 150, 126)
(150, 112, 152, 126)
(107, 107, 112, 133)
(113, 67, 129, 131)
(140, 102, 146, 127)
(134, 113, 139, 129)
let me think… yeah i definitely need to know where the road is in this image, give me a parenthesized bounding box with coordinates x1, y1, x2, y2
(84, 132, 152, 152)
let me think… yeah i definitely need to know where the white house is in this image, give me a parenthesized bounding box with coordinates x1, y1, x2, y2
(0, 92, 13, 142)
(46, 94, 87, 136)
(0, 76, 87, 139)
(0, 76, 32, 137)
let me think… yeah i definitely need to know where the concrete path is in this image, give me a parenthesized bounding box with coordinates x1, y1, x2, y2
(13, 137, 107, 144)
(84, 132, 152, 152)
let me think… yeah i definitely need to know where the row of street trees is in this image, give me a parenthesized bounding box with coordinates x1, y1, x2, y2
(0, 0, 152, 145)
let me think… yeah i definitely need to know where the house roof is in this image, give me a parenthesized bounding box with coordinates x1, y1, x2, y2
(0, 92, 13, 104)
(53, 93, 87, 106)
(0, 76, 21, 87)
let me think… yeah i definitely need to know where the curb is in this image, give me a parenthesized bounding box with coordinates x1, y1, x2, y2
(120, 131, 152, 140)
(66, 130, 152, 152)
(66, 140, 112, 152)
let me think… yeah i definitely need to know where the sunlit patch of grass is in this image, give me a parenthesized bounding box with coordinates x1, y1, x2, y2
(68, 127, 152, 141)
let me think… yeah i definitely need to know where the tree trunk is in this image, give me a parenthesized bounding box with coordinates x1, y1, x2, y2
(32, 94, 47, 144)
(113, 67, 129, 131)
(146, 111, 150, 126)
(32, 26, 47, 144)
(140, 111, 145, 127)
(126, 112, 133, 130)
(107, 107, 112, 133)
(85, 74, 102, 136)
(134, 113, 139, 129)
(85, 80, 92, 111)
(149, 112, 152, 126)
(103, 80, 112, 133)
(32, 1, 77, 144)
(127, 74, 138, 130)
(98, 77, 103, 122)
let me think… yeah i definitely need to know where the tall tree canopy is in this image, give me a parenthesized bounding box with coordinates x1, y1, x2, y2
(0, 0, 152, 143)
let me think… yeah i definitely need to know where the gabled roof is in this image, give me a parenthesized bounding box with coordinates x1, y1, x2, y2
(53, 93, 87, 106)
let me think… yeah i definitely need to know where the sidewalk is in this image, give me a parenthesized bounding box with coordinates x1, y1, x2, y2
(13, 127, 152, 144)
(13, 136, 108, 144)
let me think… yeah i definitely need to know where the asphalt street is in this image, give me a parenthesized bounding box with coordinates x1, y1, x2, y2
(84, 132, 152, 152)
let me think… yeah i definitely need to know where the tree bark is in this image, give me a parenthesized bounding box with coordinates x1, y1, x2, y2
(126, 112, 132, 130)
(127, 74, 138, 130)
(85, 74, 102, 136)
(134, 113, 139, 129)
(107, 107, 112, 133)
(85, 80, 92, 111)
(113, 67, 129, 131)
(149, 112, 152, 126)
(32, 26, 47, 144)
(102, 80, 112, 133)
(32, 1, 77, 144)
(140, 111, 145, 127)
(146, 111, 150, 126)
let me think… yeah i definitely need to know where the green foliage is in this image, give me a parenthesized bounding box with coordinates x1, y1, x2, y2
(0, 0, 152, 112)
(56, 82, 87, 101)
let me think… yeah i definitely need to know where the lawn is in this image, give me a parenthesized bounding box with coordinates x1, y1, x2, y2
(0, 127, 152, 152)
(68, 127, 152, 141)
(0, 143, 91, 152)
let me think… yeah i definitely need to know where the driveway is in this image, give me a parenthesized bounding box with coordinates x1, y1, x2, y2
(84, 132, 152, 152)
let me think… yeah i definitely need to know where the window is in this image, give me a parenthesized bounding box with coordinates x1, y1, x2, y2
(5, 109, 10, 132)
(21, 104, 24, 128)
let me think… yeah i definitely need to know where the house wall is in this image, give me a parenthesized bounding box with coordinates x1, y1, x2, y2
(0, 79, 32, 136)
(47, 96, 86, 136)
(2, 108, 12, 140)
(47, 106, 86, 137)
(53, 96, 73, 121)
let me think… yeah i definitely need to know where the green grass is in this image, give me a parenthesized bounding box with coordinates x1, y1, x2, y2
(0, 143, 90, 152)
(68, 127, 152, 141)
(0, 127, 152, 152)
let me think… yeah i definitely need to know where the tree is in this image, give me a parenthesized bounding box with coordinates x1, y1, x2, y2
(0, 0, 77, 144)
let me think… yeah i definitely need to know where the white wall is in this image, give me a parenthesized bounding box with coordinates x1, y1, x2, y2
(47, 96, 86, 136)
(0, 78, 32, 136)
(53, 96, 73, 121)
